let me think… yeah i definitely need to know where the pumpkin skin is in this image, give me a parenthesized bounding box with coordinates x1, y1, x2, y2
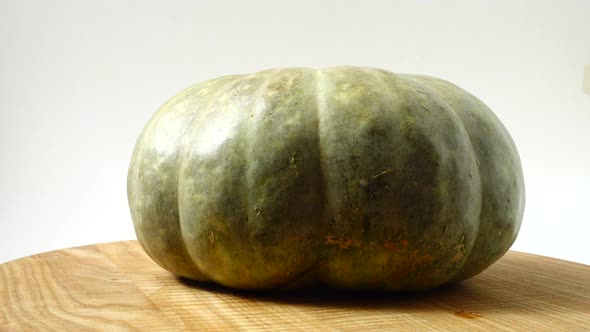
(127, 66, 525, 291)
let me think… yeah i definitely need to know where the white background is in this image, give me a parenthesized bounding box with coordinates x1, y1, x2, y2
(1, 0, 589, 264)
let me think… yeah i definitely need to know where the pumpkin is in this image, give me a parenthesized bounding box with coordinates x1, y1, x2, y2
(127, 66, 525, 291)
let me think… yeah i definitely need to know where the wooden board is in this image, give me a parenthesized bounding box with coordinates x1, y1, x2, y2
(1, 241, 589, 331)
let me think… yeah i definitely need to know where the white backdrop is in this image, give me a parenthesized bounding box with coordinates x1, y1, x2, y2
(1, 0, 589, 264)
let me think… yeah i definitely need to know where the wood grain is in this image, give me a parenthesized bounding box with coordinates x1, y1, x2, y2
(1, 241, 589, 331)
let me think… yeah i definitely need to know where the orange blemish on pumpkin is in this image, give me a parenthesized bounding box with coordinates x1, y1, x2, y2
(399, 240, 408, 253)
(384, 239, 409, 252)
(421, 253, 433, 264)
(325, 235, 335, 244)
(384, 241, 396, 251)
(415, 251, 434, 269)
(325, 235, 353, 249)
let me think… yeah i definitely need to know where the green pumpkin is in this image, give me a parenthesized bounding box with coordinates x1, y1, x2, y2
(127, 66, 525, 291)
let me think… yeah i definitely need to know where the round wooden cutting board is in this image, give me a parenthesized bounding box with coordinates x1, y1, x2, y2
(0, 241, 588, 331)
